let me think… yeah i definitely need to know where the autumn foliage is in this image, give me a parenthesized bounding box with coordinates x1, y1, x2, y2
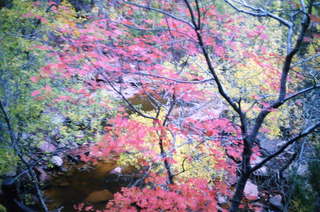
(25, 0, 320, 211)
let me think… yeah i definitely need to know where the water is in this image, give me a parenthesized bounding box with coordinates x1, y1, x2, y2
(44, 161, 119, 212)
(44, 94, 155, 211)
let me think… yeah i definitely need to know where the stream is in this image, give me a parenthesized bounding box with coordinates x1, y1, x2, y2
(0, 94, 158, 212)
(44, 161, 120, 211)
(44, 94, 153, 211)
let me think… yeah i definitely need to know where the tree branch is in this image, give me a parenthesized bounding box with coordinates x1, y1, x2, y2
(0, 100, 16, 147)
(0, 100, 49, 212)
(100, 72, 157, 120)
(250, 121, 320, 174)
(128, 72, 215, 84)
(123, 1, 195, 29)
(278, 1, 312, 101)
(183, 0, 241, 116)
(291, 53, 320, 68)
(250, 1, 313, 139)
(223, 0, 293, 27)
(278, 85, 320, 104)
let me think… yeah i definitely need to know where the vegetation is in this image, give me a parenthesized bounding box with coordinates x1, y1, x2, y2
(0, 0, 319, 212)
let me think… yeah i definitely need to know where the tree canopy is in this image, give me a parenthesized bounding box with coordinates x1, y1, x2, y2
(1, 0, 320, 211)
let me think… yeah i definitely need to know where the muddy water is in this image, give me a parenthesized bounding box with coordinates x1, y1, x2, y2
(128, 94, 166, 112)
(45, 161, 118, 212)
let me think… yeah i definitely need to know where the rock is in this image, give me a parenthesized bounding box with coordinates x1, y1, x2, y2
(59, 167, 68, 172)
(21, 133, 30, 140)
(251, 156, 268, 176)
(269, 194, 282, 209)
(51, 113, 65, 125)
(51, 156, 63, 167)
(251, 202, 264, 212)
(217, 194, 228, 204)
(110, 167, 122, 175)
(217, 194, 229, 208)
(2, 177, 15, 186)
(39, 141, 56, 153)
(244, 180, 259, 200)
(259, 135, 279, 153)
(4, 168, 17, 177)
(297, 164, 309, 176)
(85, 189, 113, 203)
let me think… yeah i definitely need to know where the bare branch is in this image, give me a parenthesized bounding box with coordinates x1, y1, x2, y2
(250, 1, 313, 139)
(291, 53, 320, 68)
(223, 0, 296, 52)
(123, 1, 195, 29)
(173, 157, 188, 177)
(183, 0, 242, 116)
(194, 0, 201, 29)
(183, 0, 199, 29)
(0, 101, 49, 212)
(99, 72, 157, 120)
(163, 92, 176, 127)
(224, 0, 292, 27)
(0, 100, 16, 147)
(278, 85, 320, 104)
(250, 121, 320, 174)
(278, 9, 312, 101)
(129, 72, 215, 84)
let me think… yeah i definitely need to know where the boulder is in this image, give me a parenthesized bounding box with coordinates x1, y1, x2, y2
(85, 189, 113, 203)
(244, 180, 259, 200)
(269, 194, 283, 209)
(297, 164, 309, 176)
(217, 194, 229, 208)
(4, 168, 17, 177)
(39, 141, 56, 153)
(259, 135, 280, 153)
(110, 167, 122, 175)
(51, 156, 63, 167)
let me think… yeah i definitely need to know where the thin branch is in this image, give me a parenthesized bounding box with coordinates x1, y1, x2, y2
(250, 1, 313, 139)
(163, 93, 176, 127)
(129, 72, 215, 84)
(250, 121, 320, 174)
(0, 100, 16, 147)
(291, 53, 320, 68)
(279, 152, 297, 176)
(123, 1, 194, 29)
(121, 23, 168, 32)
(0, 101, 49, 212)
(183, 0, 241, 116)
(224, 0, 292, 27)
(278, 85, 320, 104)
(224, 0, 295, 53)
(183, 0, 199, 29)
(173, 157, 188, 177)
(194, 0, 201, 29)
(278, 2, 312, 101)
(100, 73, 157, 120)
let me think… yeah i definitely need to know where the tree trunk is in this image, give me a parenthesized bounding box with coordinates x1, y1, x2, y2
(229, 173, 249, 212)
(230, 138, 252, 212)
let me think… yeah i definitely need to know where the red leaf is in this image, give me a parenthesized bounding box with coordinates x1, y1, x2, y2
(31, 90, 41, 97)
(30, 76, 40, 83)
